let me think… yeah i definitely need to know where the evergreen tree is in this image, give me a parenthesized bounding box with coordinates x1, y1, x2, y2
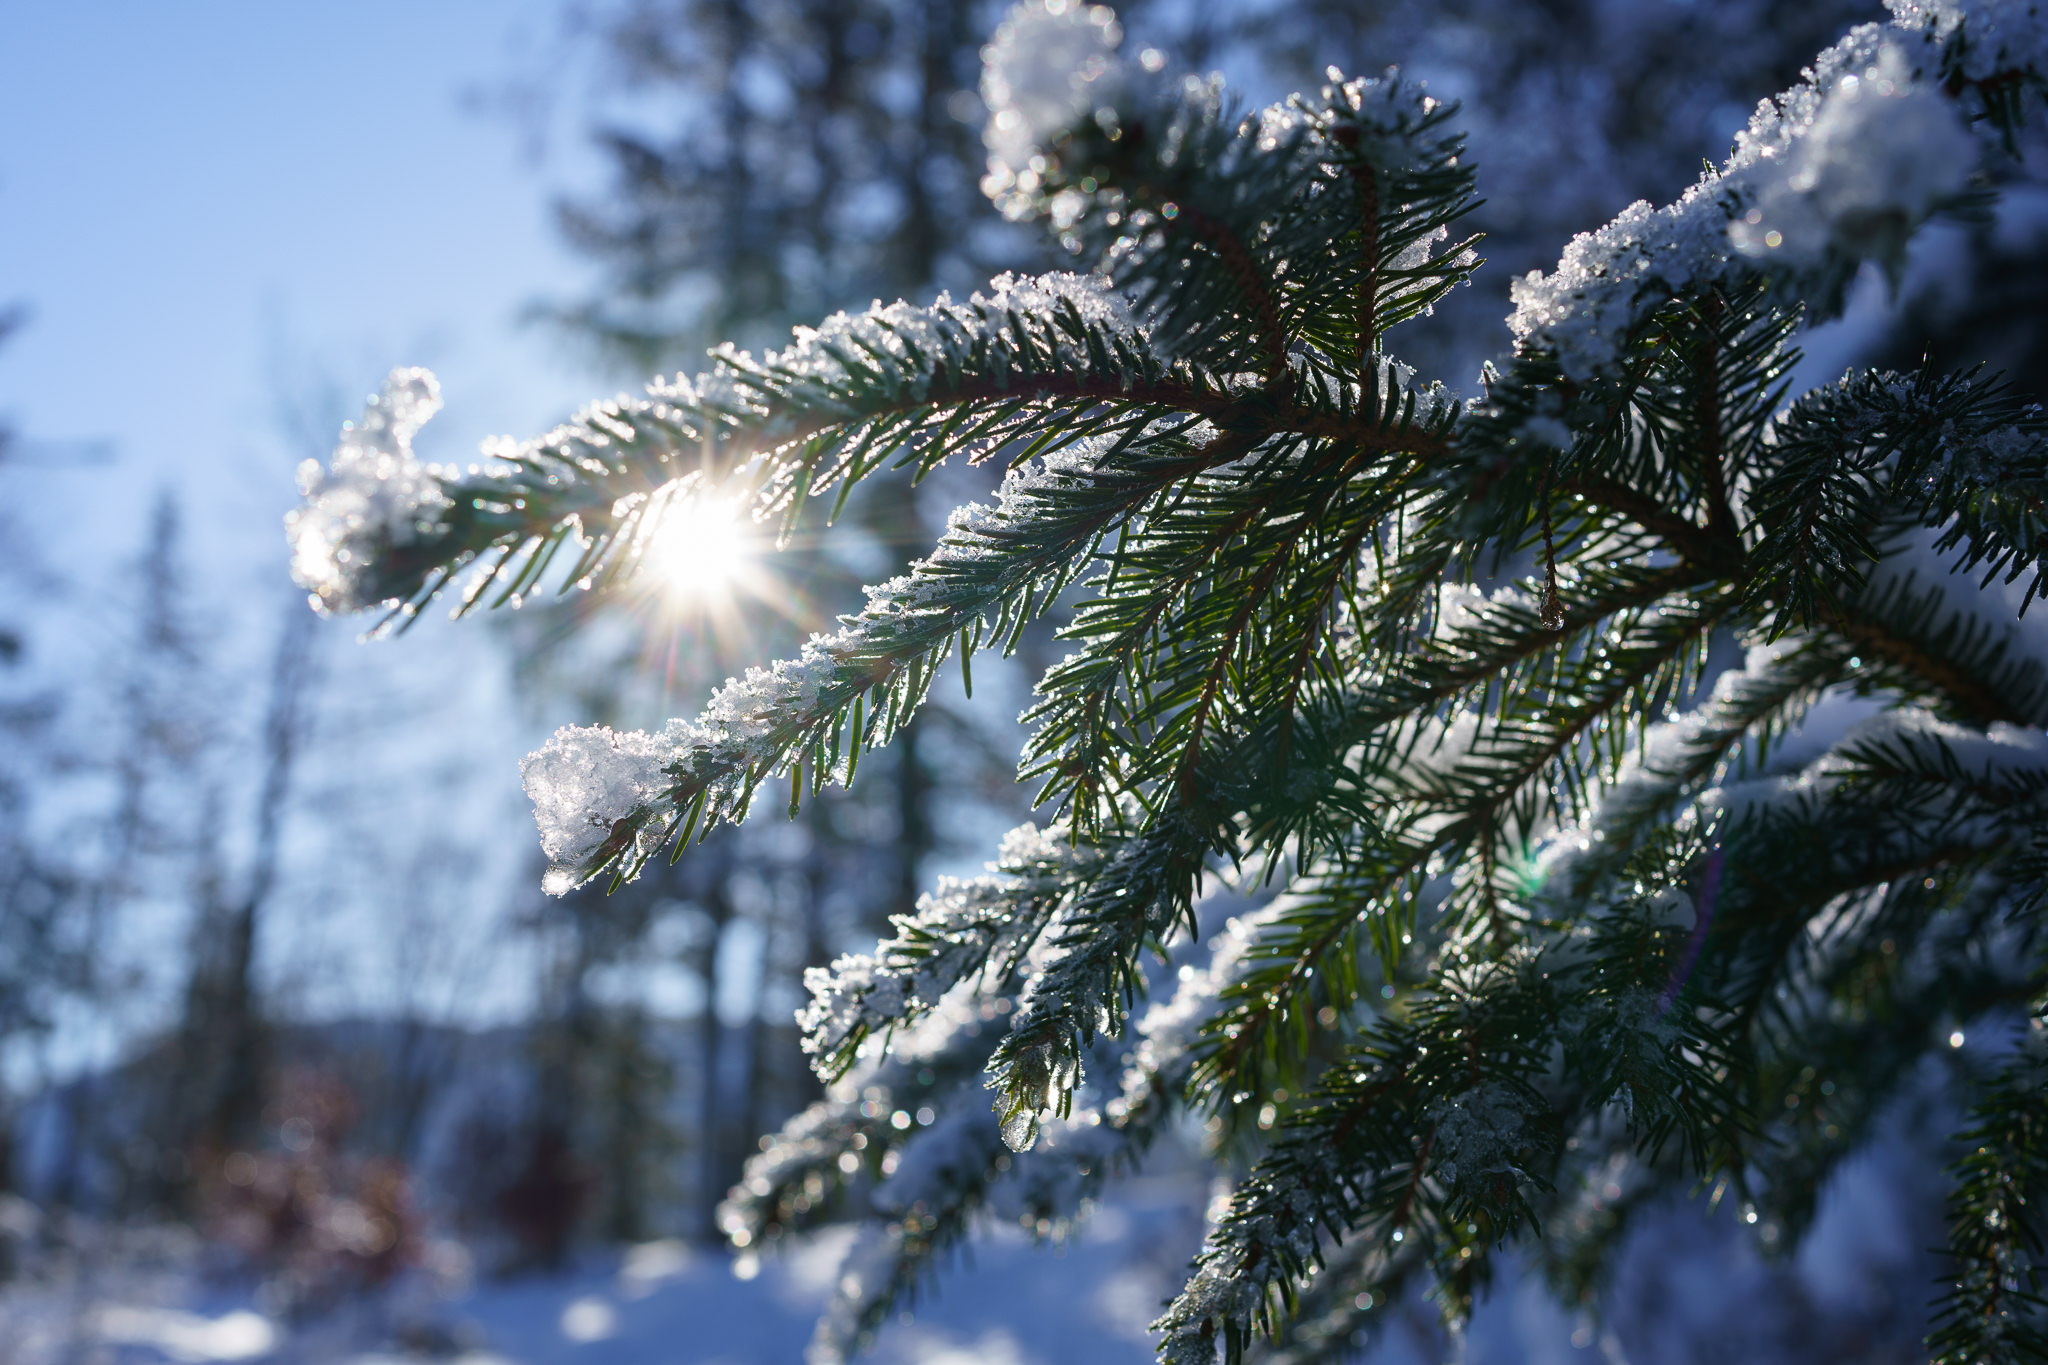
(0, 313, 93, 1208)
(545, 0, 1038, 368)
(292, 2, 2048, 1360)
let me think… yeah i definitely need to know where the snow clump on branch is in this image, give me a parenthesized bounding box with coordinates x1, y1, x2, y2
(518, 640, 835, 889)
(1728, 42, 1974, 266)
(1888, 0, 2048, 80)
(520, 723, 682, 893)
(287, 367, 450, 615)
(981, 1, 1127, 214)
(1508, 15, 1995, 382)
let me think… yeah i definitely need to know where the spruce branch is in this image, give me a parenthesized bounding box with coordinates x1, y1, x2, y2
(1930, 1033, 2048, 1365)
(1158, 913, 1738, 1364)
(308, 3, 2048, 1359)
(798, 821, 1104, 1083)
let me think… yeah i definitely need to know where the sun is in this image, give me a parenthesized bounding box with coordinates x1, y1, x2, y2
(638, 493, 760, 604)
(620, 489, 803, 706)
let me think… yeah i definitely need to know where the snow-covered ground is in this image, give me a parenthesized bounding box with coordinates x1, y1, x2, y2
(0, 1086, 1950, 1365)
(0, 1172, 1208, 1365)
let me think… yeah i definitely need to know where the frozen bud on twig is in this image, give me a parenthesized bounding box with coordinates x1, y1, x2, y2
(992, 1038, 1077, 1152)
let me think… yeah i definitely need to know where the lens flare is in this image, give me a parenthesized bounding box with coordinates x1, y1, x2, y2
(640, 496, 757, 602)
(623, 490, 806, 711)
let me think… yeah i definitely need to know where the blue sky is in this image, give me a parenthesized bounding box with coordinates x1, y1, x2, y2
(0, 0, 606, 583)
(0, 2, 634, 1048)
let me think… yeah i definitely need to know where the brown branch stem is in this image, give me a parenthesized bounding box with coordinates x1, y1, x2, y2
(1171, 203, 1292, 387)
(1696, 292, 1735, 540)
(1820, 605, 2030, 726)
(1173, 452, 1370, 806)
(1331, 128, 1382, 380)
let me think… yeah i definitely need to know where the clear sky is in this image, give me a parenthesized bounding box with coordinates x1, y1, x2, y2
(0, 2, 630, 1050)
(0, 0, 607, 581)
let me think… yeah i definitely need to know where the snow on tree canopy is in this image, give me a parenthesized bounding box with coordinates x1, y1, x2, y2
(286, 367, 450, 615)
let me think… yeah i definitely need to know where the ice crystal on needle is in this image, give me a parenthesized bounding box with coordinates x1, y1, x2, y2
(975, 270, 1139, 345)
(287, 367, 450, 614)
(646, 269, 1138, 474)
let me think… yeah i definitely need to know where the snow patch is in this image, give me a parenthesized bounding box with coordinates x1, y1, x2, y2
(1888, 0, 2048, 80)
(1508, 19, 1990, 381)
(92, 1306, 276, 1363)
(519, 724, 680, 885)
